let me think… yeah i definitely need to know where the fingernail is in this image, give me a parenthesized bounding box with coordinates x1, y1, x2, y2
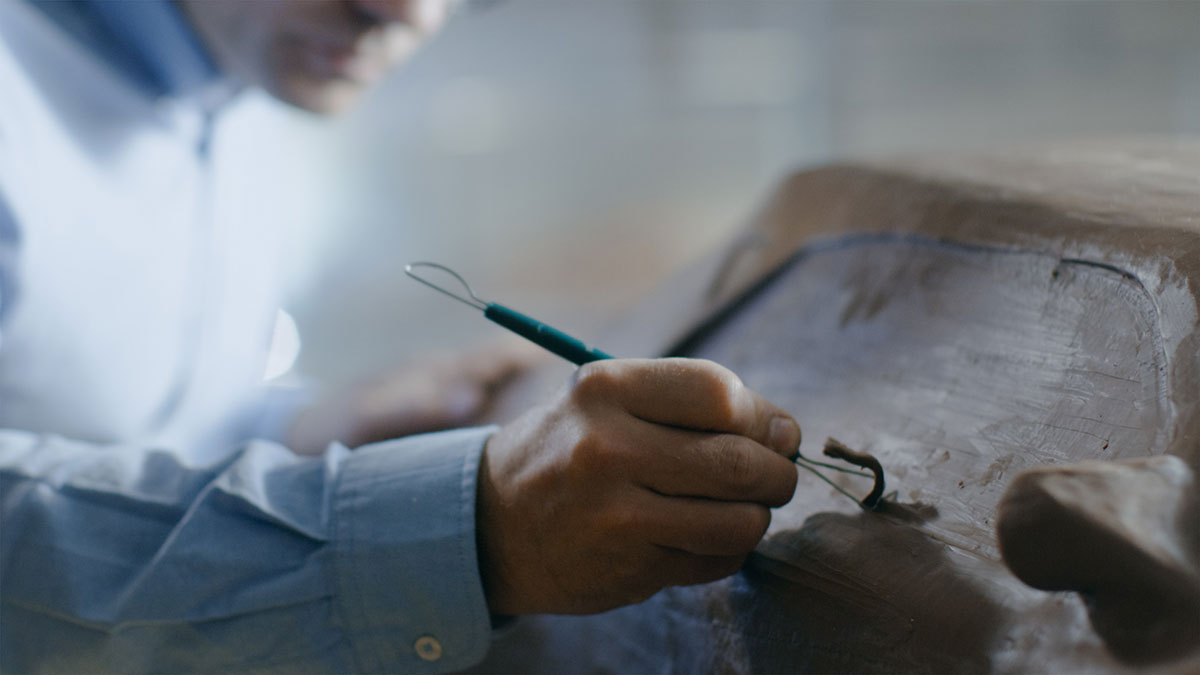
(769, 417, 801, 455)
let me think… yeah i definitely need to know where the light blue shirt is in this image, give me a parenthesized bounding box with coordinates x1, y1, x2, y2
(1, 428, 496, 673)
(28, 0, 219, 97)
(0, 2, 497, 671)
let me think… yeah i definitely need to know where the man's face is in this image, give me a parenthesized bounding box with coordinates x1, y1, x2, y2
(178, 0, 455, 114)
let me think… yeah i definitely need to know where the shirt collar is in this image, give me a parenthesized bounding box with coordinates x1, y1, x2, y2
(28, 0, 222, 98)
(86, 0, 221, 97)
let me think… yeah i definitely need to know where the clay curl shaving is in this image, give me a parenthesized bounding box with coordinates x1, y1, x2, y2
(822, 438, 886, 509)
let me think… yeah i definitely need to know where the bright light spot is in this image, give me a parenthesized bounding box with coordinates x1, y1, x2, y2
(263, 309, 302, 381)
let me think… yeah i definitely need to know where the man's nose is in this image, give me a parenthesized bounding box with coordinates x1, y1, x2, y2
(348, 0, 445, 28)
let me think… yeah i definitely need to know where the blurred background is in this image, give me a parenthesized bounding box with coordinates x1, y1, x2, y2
(222, 0, 1200, 388)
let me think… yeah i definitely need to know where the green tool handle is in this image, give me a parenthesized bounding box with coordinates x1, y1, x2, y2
(485, 303, 613, 365)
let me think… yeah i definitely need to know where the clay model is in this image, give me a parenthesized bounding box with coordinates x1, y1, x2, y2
(474, 140, 1200, 673)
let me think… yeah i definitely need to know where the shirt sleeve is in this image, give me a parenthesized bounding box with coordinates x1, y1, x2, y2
(0, 425, 497, 674)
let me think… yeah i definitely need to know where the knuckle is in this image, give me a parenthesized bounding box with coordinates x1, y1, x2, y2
(596, 502, 644, 538)
(569, 362, 620, 404)
(571, 434, 620, 476)
(714, 437, 756, 490)
(731, 506, 772, 551)
(695, 363, 743, 427)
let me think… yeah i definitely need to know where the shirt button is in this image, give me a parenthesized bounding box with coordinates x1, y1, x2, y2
(414, 635, 443, 662)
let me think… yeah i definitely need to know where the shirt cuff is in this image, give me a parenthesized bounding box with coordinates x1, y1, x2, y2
(331, 426, 497, 673)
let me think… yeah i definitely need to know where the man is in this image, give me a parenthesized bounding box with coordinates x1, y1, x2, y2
(0, 1, 802, 672)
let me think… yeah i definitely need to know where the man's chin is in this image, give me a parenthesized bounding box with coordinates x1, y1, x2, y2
(270, 76, 369, 116)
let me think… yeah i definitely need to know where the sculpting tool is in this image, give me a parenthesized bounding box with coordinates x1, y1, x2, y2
(405, 261, 613, 365)
(406, 261, 886, 508)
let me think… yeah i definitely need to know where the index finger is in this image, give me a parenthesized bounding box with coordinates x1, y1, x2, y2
(574, 358, 801, 456)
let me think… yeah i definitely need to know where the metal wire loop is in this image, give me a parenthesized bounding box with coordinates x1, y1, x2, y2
(405, 262, 490, 311)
